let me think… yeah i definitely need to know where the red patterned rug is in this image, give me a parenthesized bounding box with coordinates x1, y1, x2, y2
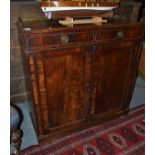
(20, 105, 145, 155)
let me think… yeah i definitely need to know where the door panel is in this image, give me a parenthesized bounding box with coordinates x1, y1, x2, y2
(42, 48, 85, 128)
(92, 43, 132, 116)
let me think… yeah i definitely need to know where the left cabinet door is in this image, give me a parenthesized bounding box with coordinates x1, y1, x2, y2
(28, 47, 87, 136)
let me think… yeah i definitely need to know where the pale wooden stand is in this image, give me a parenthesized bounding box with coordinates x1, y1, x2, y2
(59, 16, 107, 26)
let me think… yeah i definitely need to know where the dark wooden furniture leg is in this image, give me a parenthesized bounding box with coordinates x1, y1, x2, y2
(11, 129, 22, 155)
(10, 103, 23, 154)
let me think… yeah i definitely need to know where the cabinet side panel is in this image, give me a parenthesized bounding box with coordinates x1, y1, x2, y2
(36, 53, 49, 133)
(28, 55, 43, 135)
(121, 41, 143, 109)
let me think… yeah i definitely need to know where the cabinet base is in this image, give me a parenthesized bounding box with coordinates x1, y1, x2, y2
(38, 110, 128, 144)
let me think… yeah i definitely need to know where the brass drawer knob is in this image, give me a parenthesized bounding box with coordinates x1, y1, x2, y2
(60, 34, 69, 44)
(117, 31, 124, 38)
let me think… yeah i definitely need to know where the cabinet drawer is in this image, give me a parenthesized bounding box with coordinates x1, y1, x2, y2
(27, 32, 93, 48)
(27, 34, 58, 48)
(58, 32, 93, 44)
(95, 28, 144, 41)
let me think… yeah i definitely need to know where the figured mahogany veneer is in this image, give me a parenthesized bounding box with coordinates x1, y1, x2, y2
(17, 19, 144, 142)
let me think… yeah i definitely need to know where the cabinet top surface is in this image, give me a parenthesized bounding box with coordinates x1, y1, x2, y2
(17, 17, 144, 34)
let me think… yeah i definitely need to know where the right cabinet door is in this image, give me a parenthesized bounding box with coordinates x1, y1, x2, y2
(91, 40, 142, 118)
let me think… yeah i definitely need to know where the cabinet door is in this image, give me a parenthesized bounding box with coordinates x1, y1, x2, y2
(41, 47, 86, 130)
(91, 41, 142, 117)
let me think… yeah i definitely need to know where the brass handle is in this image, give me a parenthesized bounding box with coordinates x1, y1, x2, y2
(60, 34, 69, 44)
(117, 31, 124, 38)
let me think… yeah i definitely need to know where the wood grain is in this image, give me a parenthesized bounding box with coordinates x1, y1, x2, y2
(138, 43, 145, 77)
(28, 55, 43, 135)
(93, 45, 131, 115)
(36, 53, 49, 133)
(42, 48, 85, 128)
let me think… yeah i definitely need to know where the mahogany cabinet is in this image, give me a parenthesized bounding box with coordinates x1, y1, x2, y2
(17, 18, 144, 141)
